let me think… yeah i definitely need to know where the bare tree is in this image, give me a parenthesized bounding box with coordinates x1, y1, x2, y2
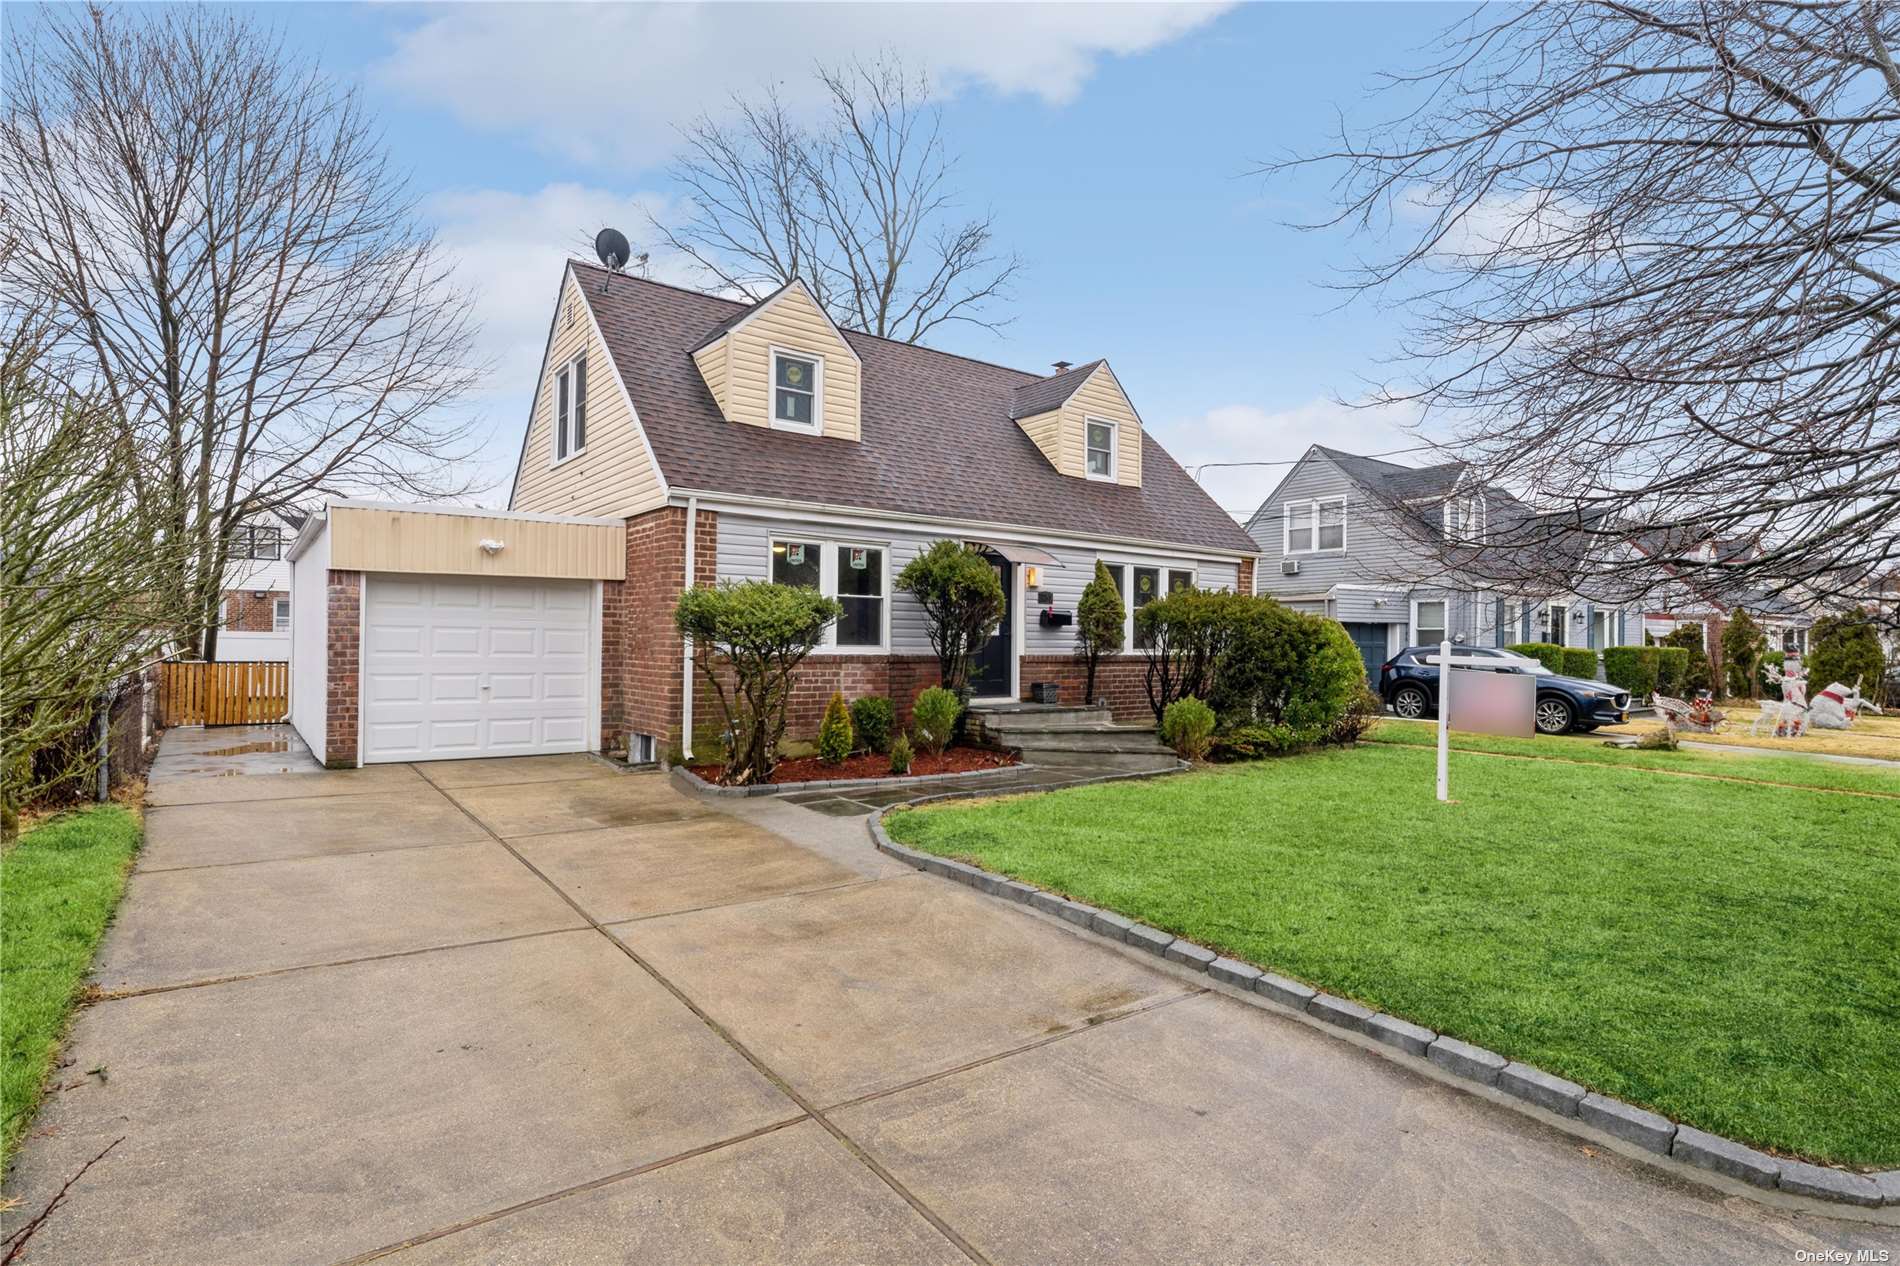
(650, 54, 1021, 343)
(2, 4, 485, 659)
(1267, 1, 1900, 626)
(1, 311, 195, 837)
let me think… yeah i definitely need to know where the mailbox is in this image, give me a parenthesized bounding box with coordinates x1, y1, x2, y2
(1038, 608, 1074, 628)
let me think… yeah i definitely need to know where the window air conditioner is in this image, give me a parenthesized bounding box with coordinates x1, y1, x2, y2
(1281, 559, 1301, 576)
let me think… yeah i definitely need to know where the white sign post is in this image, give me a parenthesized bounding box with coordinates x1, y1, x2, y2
(1436, 639, 1452, 803)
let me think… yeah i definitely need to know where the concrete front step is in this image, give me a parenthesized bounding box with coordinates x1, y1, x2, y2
(968, 703, 1113, 733)
(1001, 729, 1174, 754)
(1020, 747, 1181, 772)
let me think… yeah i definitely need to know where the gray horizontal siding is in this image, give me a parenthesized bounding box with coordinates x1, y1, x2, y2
(714, 512, 1243, 657)
(1248, 452, 1425, 597)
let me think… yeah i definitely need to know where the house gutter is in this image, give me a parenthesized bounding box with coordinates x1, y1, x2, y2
(680, 495, 698, 761)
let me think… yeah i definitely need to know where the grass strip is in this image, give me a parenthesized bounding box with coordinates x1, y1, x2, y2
(2, 805, 141, 1172)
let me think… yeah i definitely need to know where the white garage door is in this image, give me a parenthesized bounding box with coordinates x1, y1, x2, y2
(361, 575, 596, 764)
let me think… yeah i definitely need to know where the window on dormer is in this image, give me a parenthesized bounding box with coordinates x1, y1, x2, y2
(772, 350, 820, 432)
(1086, 418, 1117, 479)
(1443, 495, 1485, 542)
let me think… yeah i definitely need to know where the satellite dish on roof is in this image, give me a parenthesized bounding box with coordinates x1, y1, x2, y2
(595, 227, 632, 271)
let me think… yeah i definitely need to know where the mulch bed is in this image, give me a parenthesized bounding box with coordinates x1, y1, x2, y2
(692, 745, 1018, 786)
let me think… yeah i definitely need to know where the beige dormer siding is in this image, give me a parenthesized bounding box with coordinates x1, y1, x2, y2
(694, 282, 862, 441)
(1016, 407, 1069, 473)
(511, 270, 667, 518)
(1016, 363, 1143, 487)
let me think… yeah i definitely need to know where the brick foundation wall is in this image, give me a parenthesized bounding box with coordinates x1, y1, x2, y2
(1019, 656, 1153, 724)
(609, 505, 717, 753)
(690, 653, 944, 751)
(223, 589, 287, 632)
(325, 571, 361, 768)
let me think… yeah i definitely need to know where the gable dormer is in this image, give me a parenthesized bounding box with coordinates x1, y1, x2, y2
(1009, 360, 1142, 488)
(691, 279, 862, 441)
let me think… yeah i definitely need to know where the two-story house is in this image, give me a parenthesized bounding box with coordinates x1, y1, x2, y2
(214, 507, 307, 661)
(286, 264, 1256, 767)
(1244, 445, 1643, 680)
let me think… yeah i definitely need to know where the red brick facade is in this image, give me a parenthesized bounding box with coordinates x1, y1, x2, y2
(689, 653, 944, 752)
(1019, 655, 1153, 723)
(222, 589, 288, 632)
(1235, 557, 1255, 596)
(324, 570, 361, 768)
(604, 505, 717, 754)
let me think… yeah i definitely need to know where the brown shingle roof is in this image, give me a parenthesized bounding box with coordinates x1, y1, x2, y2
(1007, 359, 1104, 419)
(577, 264, 1256, 554)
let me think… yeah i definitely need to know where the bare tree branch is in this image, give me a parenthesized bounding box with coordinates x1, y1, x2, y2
(646, 52, 1021, 343)
(2, 4, 488, 659)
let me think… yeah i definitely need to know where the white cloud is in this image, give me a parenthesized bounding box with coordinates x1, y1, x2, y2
(426, 183, 701, 502)
(376, 2, 1231, 168)
(1151, 397, 1428, 521)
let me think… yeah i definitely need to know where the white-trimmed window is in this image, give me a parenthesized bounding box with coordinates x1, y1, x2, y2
(770, 349, 821, 432)
(1443, 495, 1486, 543)
(770, 537, 886, 649)
(1412, 599, 1448, 647)
(273, 597, 291, 632)
(1284, 497, 1347, 554)
(1103, 562, 1197, 650)
(554, 353, 587, 463)
(1085, 418, 1118, 480)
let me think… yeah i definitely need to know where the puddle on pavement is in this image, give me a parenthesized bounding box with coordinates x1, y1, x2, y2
(199, 741, 292, 756)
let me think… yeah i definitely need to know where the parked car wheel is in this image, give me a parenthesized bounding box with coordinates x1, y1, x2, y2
(1392, 684, 1432, 720)
(1535, 696, 1575, 734)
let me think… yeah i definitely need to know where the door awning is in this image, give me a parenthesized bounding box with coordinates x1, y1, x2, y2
(970, 541, 1060, 567)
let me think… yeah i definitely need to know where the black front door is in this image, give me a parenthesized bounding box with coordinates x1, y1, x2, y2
(969, 552, 1013, 697)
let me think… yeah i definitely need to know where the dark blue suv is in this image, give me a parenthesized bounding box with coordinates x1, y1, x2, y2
(1377, 646, 1632, 734)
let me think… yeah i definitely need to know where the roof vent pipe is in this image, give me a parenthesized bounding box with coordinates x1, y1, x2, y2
(1051, 360, 1073, 373)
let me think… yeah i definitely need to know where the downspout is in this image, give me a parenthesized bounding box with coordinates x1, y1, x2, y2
(679, 496, 698, 761)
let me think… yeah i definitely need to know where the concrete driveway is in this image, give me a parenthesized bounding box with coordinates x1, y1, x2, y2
(4, 734, 1891, 1264)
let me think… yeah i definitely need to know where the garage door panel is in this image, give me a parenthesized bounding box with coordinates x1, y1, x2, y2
(362, 576, 596, 764)
(489, 627, 539, 657)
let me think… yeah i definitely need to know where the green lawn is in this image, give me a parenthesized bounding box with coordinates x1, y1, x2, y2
(886, 744, 1900, 1167)
(2, 805, 141, 1172)
(1368, 718, 1900, 797)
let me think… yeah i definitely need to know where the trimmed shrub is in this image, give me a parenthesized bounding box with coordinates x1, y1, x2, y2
(1722, 608, 1768, 698)
(850, 695, 895, 754)
(1160, 696, 1216, 761)
(1602, 646, 1659, 698)
(817, 691, 853, 765)
(1210, 723, 1308, 760)
(1075, 560, 1126, 703)
(911, 686, 961, 755)
(1658, 625, 1712, 693)
(675, 582, 840, 786)
(1655, 647, 1691, 696)
(1559, 647, 1599, 680)
(1507, 642, 1566, 675)
(1807, 608, 1887, 692)
(1135, 588, 1242, 722)
(895, 541, 1005, 693)
(888, 733, 913, 775)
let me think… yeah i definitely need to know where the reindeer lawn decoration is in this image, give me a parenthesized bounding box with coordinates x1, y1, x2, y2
(1752, 661, 1810, 738)
(1808, 677, 1876, 730)
(1652, 692, 1725, 733)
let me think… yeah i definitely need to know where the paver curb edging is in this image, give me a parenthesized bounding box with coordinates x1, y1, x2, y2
(864, 803, 1899, 1219)
(668, 759, 1037, 800)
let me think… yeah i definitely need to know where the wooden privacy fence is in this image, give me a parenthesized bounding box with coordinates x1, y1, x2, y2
(158, 661, 290, 726)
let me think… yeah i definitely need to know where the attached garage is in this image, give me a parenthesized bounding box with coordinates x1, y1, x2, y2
(287, 502, 626, 768)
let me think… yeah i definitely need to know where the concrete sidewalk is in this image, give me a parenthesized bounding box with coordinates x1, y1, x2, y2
(3, 733, 1890, 1263)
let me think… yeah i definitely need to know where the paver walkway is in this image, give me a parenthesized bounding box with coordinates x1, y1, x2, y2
(4, 731, 1893, 1263)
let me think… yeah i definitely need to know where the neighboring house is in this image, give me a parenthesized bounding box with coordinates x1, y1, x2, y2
(286, 265, 1255, 767)
(1244, 445, 1643, 680)
(215, 508, 307, 661)
(1632, 534, 1815, 659)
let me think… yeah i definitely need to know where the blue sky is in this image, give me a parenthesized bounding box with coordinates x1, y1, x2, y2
(259, 2, 1459, 516)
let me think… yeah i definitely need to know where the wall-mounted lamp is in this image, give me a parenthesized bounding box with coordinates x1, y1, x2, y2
(1023, 565, 1041, 588)
(251, 589, 268, 599)
(479, 539, 506, 555)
